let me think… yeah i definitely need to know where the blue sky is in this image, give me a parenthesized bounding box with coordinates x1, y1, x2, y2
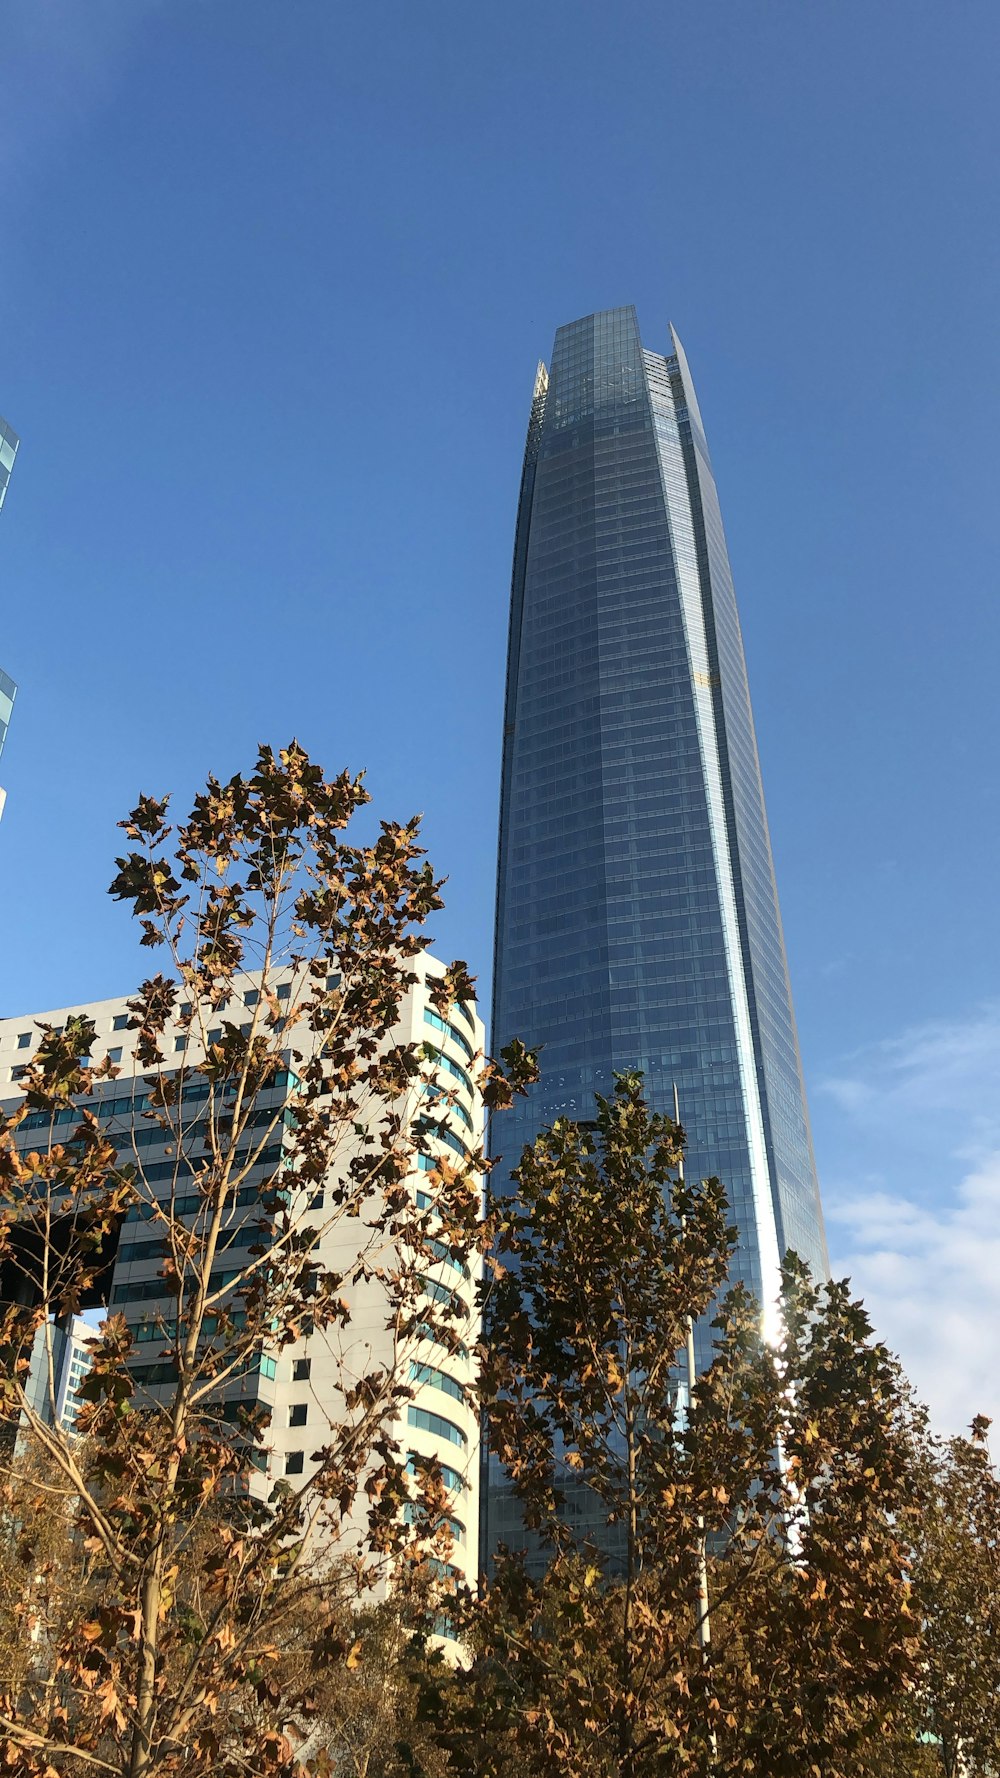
(2, 0, 999, 1430)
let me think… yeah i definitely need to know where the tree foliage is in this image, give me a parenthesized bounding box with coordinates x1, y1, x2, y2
(908, 1417, 1000, 1777)
(0, 742, 536, 1778)
(437, 1076, 924, 1778)
(2, 751, 996, 1778)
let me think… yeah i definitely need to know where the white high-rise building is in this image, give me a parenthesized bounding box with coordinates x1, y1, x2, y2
(22, 1313, 94, 1434)
(0, 956, 484, 1591)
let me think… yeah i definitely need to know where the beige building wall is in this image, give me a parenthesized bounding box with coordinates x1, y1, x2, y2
(0, 955, 484, 1593)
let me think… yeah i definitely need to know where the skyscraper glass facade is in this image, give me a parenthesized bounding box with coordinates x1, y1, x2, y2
(0, 417, 18, 512)
(490, 307, 828, 1549)
(0, 669, 14, 764)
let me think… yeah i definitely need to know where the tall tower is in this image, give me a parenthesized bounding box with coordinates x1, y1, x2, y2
(490, 310, 828, 1542)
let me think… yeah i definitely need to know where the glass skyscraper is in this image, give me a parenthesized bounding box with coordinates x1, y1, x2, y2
(489, 309, 828, 1547)
(0, 417, 18, 513)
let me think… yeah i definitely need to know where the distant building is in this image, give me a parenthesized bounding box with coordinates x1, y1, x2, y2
(0, 667, 15, 768)
(0, 415, 20, 826)
(0, 417, 17, 512)
(22, 1313, 93, 1434)
(0, 958, 484, 1595)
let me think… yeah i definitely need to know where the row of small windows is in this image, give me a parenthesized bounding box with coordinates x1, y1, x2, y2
(131, 1310, 252, 1343)
(112, 1260, 253, 1303)
(6, 984, 298, 1055)
(128, 1144, 287, 1203)
(117, 1231, 255, 1267)
(10, 1048, 119, 1079)
(119, 1258, 470, 1315)
(127, 1342, 313, 1383)
(10, 986, 472, 1054)
(14, 1071, 295, 1131)
(129, 1353, 277, 1388)
(16, 1111, 294, 1170)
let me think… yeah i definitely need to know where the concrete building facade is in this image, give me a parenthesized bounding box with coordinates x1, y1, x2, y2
(0, 955, 484, 1591)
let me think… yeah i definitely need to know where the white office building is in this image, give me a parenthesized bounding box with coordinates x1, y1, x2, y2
(0, 956, 484, 1592)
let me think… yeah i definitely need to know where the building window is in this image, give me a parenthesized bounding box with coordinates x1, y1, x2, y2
(11, 1066, 26, 1081)
(422, 1043, 475, 1097)
(276, 983, 291, 1001)
(208, 1029, 223, 1046)
(285, 1451, 304, 1475)
(113, 1014, 129, 1031)
(259, 1355, 277, 1381)
(421, 1084, 474, 1133)
(424, 1238, 469, 1280)
(423, 1007, 474, 1062)
(108, 1048, 122, 1063)
(16, 1032, 30, 1049)
(289, 1403, 308, 1427)
(292, 1358, 311, 1382)
(402, 1501, 466, 1544)
(244, 990, 259, 1008)
(419, 1277, 468, 1318)
(406, 1405, 466, 1448)
(410, 1360, 465, 1404)
(407, 1451, 466, 1494)
(174, 1037, 187, 1052)
(415, 1319, 469, 1361)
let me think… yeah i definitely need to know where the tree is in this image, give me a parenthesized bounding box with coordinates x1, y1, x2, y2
(437, 1075, 922, 1778)
(0, 741, 536, 1778)
(711, 1262, 924, 1778)
(908, 1418, 1000, 1778)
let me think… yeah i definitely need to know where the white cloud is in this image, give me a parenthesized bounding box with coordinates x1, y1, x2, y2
(827, 1153, 1000, 1436)
(820, 1005, 1000, 1435)
(823, 1002, 1000, 1155)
